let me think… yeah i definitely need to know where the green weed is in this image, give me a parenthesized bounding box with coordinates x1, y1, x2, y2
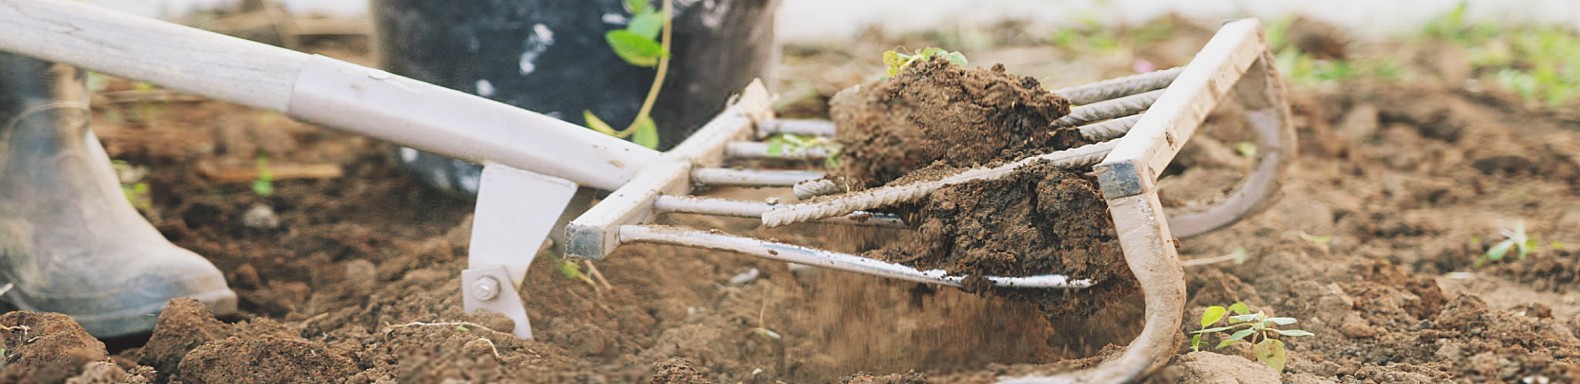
(882, 47, 968, 79)
(1190, 302, 1314, 372)
(584, 0, 671, 149)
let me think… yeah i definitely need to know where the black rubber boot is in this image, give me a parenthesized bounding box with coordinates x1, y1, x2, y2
(373, 0, 778, 198)
(0, 53, 237, 338)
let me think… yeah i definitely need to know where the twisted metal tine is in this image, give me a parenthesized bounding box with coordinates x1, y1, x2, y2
(1052, 67, 1181, 105)
(1055, 89, 1162, 127)
(761, 141, 1117, 227)
(1079, 114, 1143, 142)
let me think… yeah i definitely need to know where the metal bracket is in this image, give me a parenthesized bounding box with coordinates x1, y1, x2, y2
(463, 163, 578, 339)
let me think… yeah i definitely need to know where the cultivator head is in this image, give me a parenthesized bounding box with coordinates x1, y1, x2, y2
(0, 2, 1290, 380)
(548, 19, 1291, 383)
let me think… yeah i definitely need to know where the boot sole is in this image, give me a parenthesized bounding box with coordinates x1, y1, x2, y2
(8, 288, 238, 338)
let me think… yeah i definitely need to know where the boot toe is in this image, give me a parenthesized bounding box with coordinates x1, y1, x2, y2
(6, 246, 237, 338)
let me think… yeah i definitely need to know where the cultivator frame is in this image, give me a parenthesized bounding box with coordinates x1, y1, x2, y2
(0, 1, 1292, 381)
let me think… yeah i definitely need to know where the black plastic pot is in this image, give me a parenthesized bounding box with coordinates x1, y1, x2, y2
(372, 0, 778, 198)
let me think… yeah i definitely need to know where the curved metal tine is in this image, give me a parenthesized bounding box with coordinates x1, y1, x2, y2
(618, 225, 1093, 289)
(1166, 40, 1296, 239)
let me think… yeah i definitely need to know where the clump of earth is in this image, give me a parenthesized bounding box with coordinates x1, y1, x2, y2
(828, 57, 1136, 317)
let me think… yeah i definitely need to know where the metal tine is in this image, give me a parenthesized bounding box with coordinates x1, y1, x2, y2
(723, 141, 832, 160)
(619, 225, 1094, 289)
(1053, 67, 1182, 105)
(691, 168, 824, 187)
(729, 73, 1168, 162)
(764, 141, 1116, 227)
(653, 195, 906, 228)
(786, 114, 1143, 201)
(756, 119, 836, 137)
(1055, 89, 1161, 127)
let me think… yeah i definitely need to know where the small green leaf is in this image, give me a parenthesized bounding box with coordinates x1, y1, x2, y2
(1278, 329, 1315, 337)
(883, 50, 906, 78)
(1486, 240, 1514, 262)
(632, 115, 660, 149)
(1190, 326, 1235, 334)
(1228, 302, 1251, 315)
(1552, 241, 1566, 251)
(1254, 338, 1288, 372)
(1201, 306, 1227, 328)
(457, 325, 469, 332)
(627, 9, 663, 40)
(766, 140, 785, 157)
(624, 0, 647, 13)
(1190, 334, 1203, 352)
(1266, 317, 1298, 326)
(1223, 328, 1256, 344)
(1229, 314, 1261, 324)
(1215, 338, 1240, 349)
(584, 110, 619, 136)
(605, 30, 664, 67)
(946, 51, 968, 66)
(556, 260, 584, 279)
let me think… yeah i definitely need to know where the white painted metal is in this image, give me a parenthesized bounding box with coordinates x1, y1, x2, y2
(652, 195, 907, 228)
(461, 266, 532, 339)
(564, 82, 773, 260)
(724, 141, 831, 160)
(761, 140, 1118, 227)
(1099, 19, 1266, 197)
(755, 119, 836, 137)
(690, 168, 825, 186)
(0, 0, 660, 191)
(618, 225, 1093, 289)
(289, 55, 658, 191)
(466, 164, 578, 286)
(1006, 18, 1275, 383)
(1166, 46, 1295, 238)
(462, 164, 579, 339)
(0, 0, 309, 111)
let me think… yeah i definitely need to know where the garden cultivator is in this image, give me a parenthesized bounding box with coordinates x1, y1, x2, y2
(0, 1, 1292, 381)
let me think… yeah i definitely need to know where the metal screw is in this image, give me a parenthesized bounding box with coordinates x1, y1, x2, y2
(471, 276, 501, 301)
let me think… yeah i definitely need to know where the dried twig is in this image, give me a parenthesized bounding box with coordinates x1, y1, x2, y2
(381, 321, 501, 336)
(198, 162, 343, 183)
(583, 260, 614, 291)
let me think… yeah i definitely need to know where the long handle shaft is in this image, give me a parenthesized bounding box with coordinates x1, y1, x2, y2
(0, 0, 660, 190)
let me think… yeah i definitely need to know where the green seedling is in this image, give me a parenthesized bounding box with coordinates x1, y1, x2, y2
(882, 47, 968, 79)
(251, 152, 274, 197)
(1190, 302, 1314, 372)
(555, 258, 602, 292)
(1297, 231, 1332, 245)
(765, 133, 843, 169)
(584, 0, 671, 149)
(1478, 222, 1539, 267)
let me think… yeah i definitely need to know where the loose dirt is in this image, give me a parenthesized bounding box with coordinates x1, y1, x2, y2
(829, 58, 1080, 188)
(828, 57, 1133, 320)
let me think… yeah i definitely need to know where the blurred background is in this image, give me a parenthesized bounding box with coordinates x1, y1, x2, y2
(84, 0, 1580, 43)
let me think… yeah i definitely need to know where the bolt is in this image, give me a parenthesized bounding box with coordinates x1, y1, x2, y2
(471, 276, 501, 301)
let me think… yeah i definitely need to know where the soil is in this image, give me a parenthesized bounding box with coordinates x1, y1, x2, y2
(829, 58, 1079, 188)
(871, 162, 1133, 318)
(828, 57, 1132, 320)
(3, 14, 1580, 384)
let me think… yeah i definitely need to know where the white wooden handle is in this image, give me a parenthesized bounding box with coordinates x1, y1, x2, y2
(0, 0, 309, 111)
(0, 0, 663, 190)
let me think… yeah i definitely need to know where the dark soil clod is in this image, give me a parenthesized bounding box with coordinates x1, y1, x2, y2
(829, 57, 1135, 317)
